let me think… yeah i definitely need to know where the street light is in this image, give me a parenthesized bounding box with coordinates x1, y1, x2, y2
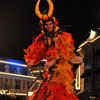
(89, 96, 96, 100)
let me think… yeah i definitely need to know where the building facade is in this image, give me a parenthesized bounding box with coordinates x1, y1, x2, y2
(76, 35, 100, 100)
(0, 58, 43, 100)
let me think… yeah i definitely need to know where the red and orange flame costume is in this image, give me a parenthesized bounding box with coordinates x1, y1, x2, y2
(24, 0, 79, 100)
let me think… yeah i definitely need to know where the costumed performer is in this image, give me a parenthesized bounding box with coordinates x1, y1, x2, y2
(24, 0, 83, 100)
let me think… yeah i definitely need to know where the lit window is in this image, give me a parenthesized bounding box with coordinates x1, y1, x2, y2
(15, 67, 21, 74)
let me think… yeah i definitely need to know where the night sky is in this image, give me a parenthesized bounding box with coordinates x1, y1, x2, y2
(0, 0, 100, 61)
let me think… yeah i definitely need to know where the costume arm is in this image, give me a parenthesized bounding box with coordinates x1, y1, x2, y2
(24, 34, 46, 65)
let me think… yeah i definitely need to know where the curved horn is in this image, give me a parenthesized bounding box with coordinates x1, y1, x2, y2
(35, 0, 54, 20)
(35, 0, 42, 19)
(47, 0, 54, 18)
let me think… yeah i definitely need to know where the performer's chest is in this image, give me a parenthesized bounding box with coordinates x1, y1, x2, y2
(44, 37, 55, 47)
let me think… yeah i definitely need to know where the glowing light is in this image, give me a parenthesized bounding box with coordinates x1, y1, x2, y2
(76, 48, 82, 52)
(32, 70, 43, 73)
(0, 90, 9, 95)
(0, 90, 27, 96)
(79, 41, 88, 48)
(90, 35, 100, 42)
(87, 30, 96, 40)
(7, 59, 25, 64)
(28, 92, 33, 96)
(79, 35, 100, 48)
(42, 59, 47, 62)
(0, 59, 46, 67)
(75, 65, 80, 90)
(0, 60, 26, 67)
(36, 80, 41, 82)
(0, 72, 36, 79)
(16, 93, 27, 96)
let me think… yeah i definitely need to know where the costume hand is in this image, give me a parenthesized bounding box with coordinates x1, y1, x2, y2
(70, 56, 83, 64)
(27, 62, 34, 69)
(44, 59, 56, 68)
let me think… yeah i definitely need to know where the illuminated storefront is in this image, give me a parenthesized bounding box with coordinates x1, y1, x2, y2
(0, 58, 43, 100)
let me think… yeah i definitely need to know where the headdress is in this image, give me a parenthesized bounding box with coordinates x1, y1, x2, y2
(35, 0, 59, 28)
